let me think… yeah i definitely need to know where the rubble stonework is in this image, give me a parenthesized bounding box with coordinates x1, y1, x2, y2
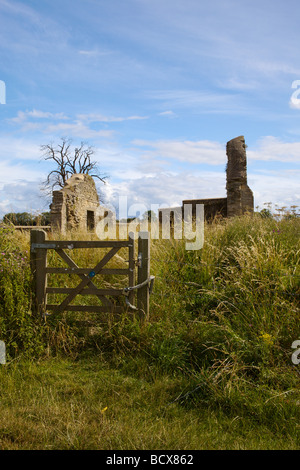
(226, 135, 254, 217)
(50, 173, 102, 233)
(160, 135, 254, 222)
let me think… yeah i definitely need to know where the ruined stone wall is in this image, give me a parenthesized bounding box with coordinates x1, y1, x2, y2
(158, 198, 227, 225)
(158, 135, 254, 224)
(182, 197, 227, 220)
(226, 136, 254, 217)
(50, 174, 101, 233)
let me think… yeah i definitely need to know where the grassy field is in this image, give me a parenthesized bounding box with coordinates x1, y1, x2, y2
(0, 212, 299, 450)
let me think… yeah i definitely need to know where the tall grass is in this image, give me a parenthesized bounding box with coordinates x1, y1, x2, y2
(0, 212, 299, 446)
(0, 225, 44, 357)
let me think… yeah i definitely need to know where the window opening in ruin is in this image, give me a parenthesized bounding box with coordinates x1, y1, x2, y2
(87, 210, 95, 231)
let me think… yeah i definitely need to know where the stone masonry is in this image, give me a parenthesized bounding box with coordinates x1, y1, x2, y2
(159, 135, 254, 223)
(226, 135, 254, 217)
(50, 173, 103, 233)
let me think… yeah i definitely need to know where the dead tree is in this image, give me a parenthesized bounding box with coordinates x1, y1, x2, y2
(40, 138, 107, 196)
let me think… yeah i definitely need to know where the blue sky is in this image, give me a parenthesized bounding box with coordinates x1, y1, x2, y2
(0, 0, 300, 218)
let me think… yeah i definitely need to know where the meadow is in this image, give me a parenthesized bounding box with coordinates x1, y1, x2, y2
(0, 211, 299, 450)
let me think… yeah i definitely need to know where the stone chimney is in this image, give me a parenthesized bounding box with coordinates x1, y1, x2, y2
(226, 136, 254, 217)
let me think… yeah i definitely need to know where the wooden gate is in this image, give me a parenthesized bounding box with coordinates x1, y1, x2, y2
(30, 230, 154, 320)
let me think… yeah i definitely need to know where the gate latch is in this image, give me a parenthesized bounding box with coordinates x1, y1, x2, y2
(136, 253, 142, 268)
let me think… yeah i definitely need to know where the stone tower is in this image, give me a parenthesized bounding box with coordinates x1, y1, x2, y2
(226, 136, 254, 217)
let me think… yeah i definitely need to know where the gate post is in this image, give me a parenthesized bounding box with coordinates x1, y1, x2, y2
(128, 232, 136, 308)
(137, 231, 150, 320)
(30, 229, 47, 316)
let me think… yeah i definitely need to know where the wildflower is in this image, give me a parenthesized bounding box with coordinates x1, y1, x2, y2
(260, 332, 274, 346)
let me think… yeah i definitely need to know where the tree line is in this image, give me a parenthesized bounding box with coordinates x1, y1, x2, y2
(1, 212, 51, 226)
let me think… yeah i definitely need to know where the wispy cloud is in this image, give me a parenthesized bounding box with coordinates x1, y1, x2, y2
(77, 113, 149, 123)
(248, 136, 300, 163)
(8, 109, 69, 124)
(131, 135, 300, 168)
(158, 110, 177, 118)
(78, 49, 113, 57)
(0, 137, 41, 161)
(43, 122, 114, 139)
(132, 139, 226, 165)
(7, 109, 116, 139)
(146, 89, 249, 115)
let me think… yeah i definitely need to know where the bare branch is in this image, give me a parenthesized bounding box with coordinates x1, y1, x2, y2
(40, 137, 108, 194)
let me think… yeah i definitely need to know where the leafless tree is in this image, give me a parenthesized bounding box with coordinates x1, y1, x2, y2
(40, 138, 108, 195)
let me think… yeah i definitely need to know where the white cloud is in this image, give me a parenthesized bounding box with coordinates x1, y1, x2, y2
(0, 137, 41, 161)
(132, 139, 226, 165)
(101, 171, 226, 212)
(77, 113, 149, 123)
(43, 121, 114, 139)
(249, 172, 300, 210)
(158, 110, 177, 118)
(216, 77, 260, 91)
(0, 181, 48, 217)
(147, 89, 245, 113)
(7, 109, 149, 140)
(133, 135, 300, 166)
(0, 132, 299, 219)
(8, 109, 68, 124)
(101, 168, 300, 218)
(248, 136, 300, 163)
(6, 110, 116, 139)
(0, 159, 44, 183)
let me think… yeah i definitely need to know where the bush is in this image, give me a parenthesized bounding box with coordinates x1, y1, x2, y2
(0, 225, 44, 358)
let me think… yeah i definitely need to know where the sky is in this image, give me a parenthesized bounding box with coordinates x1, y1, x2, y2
(0, 0, 300, 218)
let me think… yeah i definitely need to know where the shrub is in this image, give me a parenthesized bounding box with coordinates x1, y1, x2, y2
(0, 225, 44, 358)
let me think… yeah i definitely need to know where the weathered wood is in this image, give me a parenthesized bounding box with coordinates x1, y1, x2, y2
(137, 231, 150, 320)
(54, 247, 120, 314)
(54, 248, 113, 308)
(45, 267, 129, 275)
(30, 232, 150, 318)
(30, 230, 48, 316)
(128, 232, 135, 307)
(15, 225, 51, 230)
(33, 240, 131, 249)
(46, 287, 124, 296)
(46, 305, 124, 313)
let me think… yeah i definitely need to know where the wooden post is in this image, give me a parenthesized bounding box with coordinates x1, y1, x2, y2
(30, 230, 47, 316)
(128, 232, 135, 308)
(137, 231, 150, 320)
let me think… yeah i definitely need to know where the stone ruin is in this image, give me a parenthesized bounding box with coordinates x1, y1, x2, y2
(226, 135, 253, 217)
(159, 135, 254, 222)
(50, 173, 106, 233)
(50, 136, 254, 233)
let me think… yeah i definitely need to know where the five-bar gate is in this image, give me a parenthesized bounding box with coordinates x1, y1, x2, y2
(30, 230, 154, 320)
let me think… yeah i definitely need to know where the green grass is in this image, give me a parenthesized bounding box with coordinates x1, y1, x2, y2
(0, 212, 299, 449)
(0, 357, 298, 450)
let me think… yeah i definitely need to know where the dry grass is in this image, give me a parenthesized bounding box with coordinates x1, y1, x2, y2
(0, 212, 299, 449)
